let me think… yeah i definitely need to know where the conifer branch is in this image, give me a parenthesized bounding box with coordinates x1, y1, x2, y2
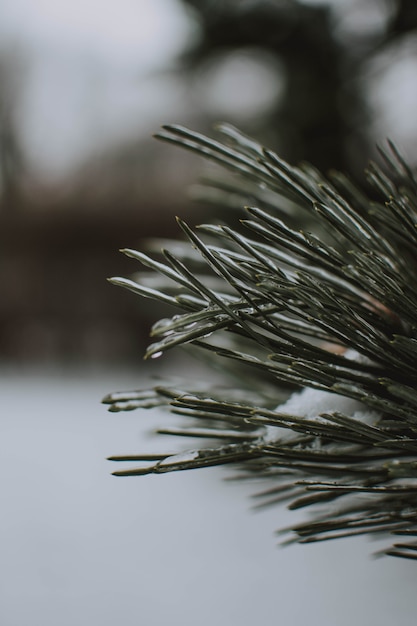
(105, 124, 417, 559)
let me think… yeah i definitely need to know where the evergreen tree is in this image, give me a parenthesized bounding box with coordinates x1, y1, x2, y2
(178, 0, 417, 176)
(104, 123, 417, 560)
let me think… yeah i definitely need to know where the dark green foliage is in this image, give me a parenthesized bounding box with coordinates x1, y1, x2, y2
(179, 0, 417, 176)
(104, 124, 417, 559)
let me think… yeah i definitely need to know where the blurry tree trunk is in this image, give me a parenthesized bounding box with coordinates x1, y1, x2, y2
(0, 55, 25, 212)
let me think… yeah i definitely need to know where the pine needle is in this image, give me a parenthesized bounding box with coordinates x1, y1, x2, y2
(105, 124, 417, 559)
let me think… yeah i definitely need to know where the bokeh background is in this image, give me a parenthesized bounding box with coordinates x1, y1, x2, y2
(2, 1, 417, 625)
(2, 0, 417, 366)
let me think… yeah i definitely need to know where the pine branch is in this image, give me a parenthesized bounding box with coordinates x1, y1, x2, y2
(104, 124, 417, 559)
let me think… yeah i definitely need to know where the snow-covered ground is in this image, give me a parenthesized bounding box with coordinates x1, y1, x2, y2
(2, 367, 416, 626)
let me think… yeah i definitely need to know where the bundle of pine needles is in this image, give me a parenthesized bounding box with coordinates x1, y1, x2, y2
(103, 124, 417, 560)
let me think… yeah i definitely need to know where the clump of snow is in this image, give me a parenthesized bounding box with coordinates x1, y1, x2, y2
(263, 386, 380, 443)
(264, 350, 381, 441)
(276, 386, 379, 424)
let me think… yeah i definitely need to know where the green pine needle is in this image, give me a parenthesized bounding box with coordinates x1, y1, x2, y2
(104, 124, 417, 560)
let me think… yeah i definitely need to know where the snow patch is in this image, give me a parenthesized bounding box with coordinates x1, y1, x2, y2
(264, 350, 381, 441)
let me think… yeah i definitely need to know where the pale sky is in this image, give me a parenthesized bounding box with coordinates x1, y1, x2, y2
(0, 0, 416, 180)
(0, 0, 191, 70)
(0, 0, 195, 179)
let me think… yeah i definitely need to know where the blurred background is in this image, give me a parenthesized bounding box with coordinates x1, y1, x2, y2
(2, 0, 417, 366)
(3, 3, 417, 625)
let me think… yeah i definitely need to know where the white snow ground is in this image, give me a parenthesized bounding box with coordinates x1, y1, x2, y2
(1, 367, 416, 626)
